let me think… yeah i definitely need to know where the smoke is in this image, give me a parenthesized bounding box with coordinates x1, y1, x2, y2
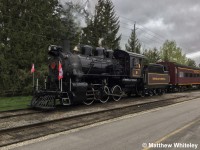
(61, 0, 95, 28)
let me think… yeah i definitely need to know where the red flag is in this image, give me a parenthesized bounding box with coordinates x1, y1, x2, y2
(31, 64, 35, 73)
(58, 61, 63, 80)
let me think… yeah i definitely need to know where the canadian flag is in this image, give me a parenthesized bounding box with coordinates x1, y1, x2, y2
(58, 61, 63, 80)
(31, 64, 35, 73)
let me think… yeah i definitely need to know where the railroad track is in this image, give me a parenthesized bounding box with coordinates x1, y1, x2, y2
(0, 92, 200, 148)
(0, 93, 188, 131)
(0, 90, 198, 120)
(0, 109, 41, 119)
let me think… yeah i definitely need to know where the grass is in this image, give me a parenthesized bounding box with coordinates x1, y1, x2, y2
(0, 96, 32, 111)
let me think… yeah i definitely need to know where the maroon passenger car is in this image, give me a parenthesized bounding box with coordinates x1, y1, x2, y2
(158, 62, 200, 91)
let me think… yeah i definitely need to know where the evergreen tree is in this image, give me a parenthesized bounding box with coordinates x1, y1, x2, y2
(143, 47, 160, 64)
(61, 2, 81, 49)
(81, 0, 121, 49)
(81, 19, 96, 46)
(125, 29, 141, 53)
(0, 0, 80, 94)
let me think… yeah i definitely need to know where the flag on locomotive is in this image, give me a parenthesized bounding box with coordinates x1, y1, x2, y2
(58, 61, 63, 80)
(31, 64, 35, 73)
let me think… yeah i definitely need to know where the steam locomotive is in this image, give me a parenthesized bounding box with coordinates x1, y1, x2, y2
(31, 45, 170, 109)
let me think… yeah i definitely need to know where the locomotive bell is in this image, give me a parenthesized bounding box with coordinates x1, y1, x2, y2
(73, 46, 79, 52)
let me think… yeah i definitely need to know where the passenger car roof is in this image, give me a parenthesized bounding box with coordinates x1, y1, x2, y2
(159, 61, 200, 70)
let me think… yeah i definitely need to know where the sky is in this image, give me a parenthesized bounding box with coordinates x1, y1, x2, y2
(63, 0, 200, 64)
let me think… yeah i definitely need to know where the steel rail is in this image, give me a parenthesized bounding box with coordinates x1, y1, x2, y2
(0, 95, 199, 147)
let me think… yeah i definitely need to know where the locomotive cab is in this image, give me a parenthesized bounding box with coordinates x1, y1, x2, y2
(113, 49, 145, 77)
(130, 57, 143, 78)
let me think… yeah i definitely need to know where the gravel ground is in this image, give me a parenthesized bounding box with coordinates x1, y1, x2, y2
(0, 91, 199, 131)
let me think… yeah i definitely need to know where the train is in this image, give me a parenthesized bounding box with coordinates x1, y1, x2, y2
(30, 44, 200, 109)
(158, 62, 200, 92)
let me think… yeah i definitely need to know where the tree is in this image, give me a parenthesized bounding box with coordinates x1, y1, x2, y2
(81, 0, 121, 49)
(61, 2, 81, 49)
(125, 28, 141, 53)
(81, 19, 96, 46)
(160, 40, 188, 65)
(0, 0, 80, 94)
(63, 1, 92, 25)
(187, 59, 196, 67)
(143, 47, 160, 64)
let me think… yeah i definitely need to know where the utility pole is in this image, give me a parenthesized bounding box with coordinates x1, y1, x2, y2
(133, 22, 136, 53)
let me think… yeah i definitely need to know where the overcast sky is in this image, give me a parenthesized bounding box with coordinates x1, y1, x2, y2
(64, 0, 200, 63)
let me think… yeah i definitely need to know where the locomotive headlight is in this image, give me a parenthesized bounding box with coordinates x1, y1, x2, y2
(48, 45, 58, 51)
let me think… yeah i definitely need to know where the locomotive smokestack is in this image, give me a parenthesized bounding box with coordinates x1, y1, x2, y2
(63, 40, 70, 53)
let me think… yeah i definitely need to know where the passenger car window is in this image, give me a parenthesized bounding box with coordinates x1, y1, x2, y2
(179, 72, 184, 77)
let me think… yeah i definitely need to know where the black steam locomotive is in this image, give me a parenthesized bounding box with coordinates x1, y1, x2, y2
(31, 45, 169, 109)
